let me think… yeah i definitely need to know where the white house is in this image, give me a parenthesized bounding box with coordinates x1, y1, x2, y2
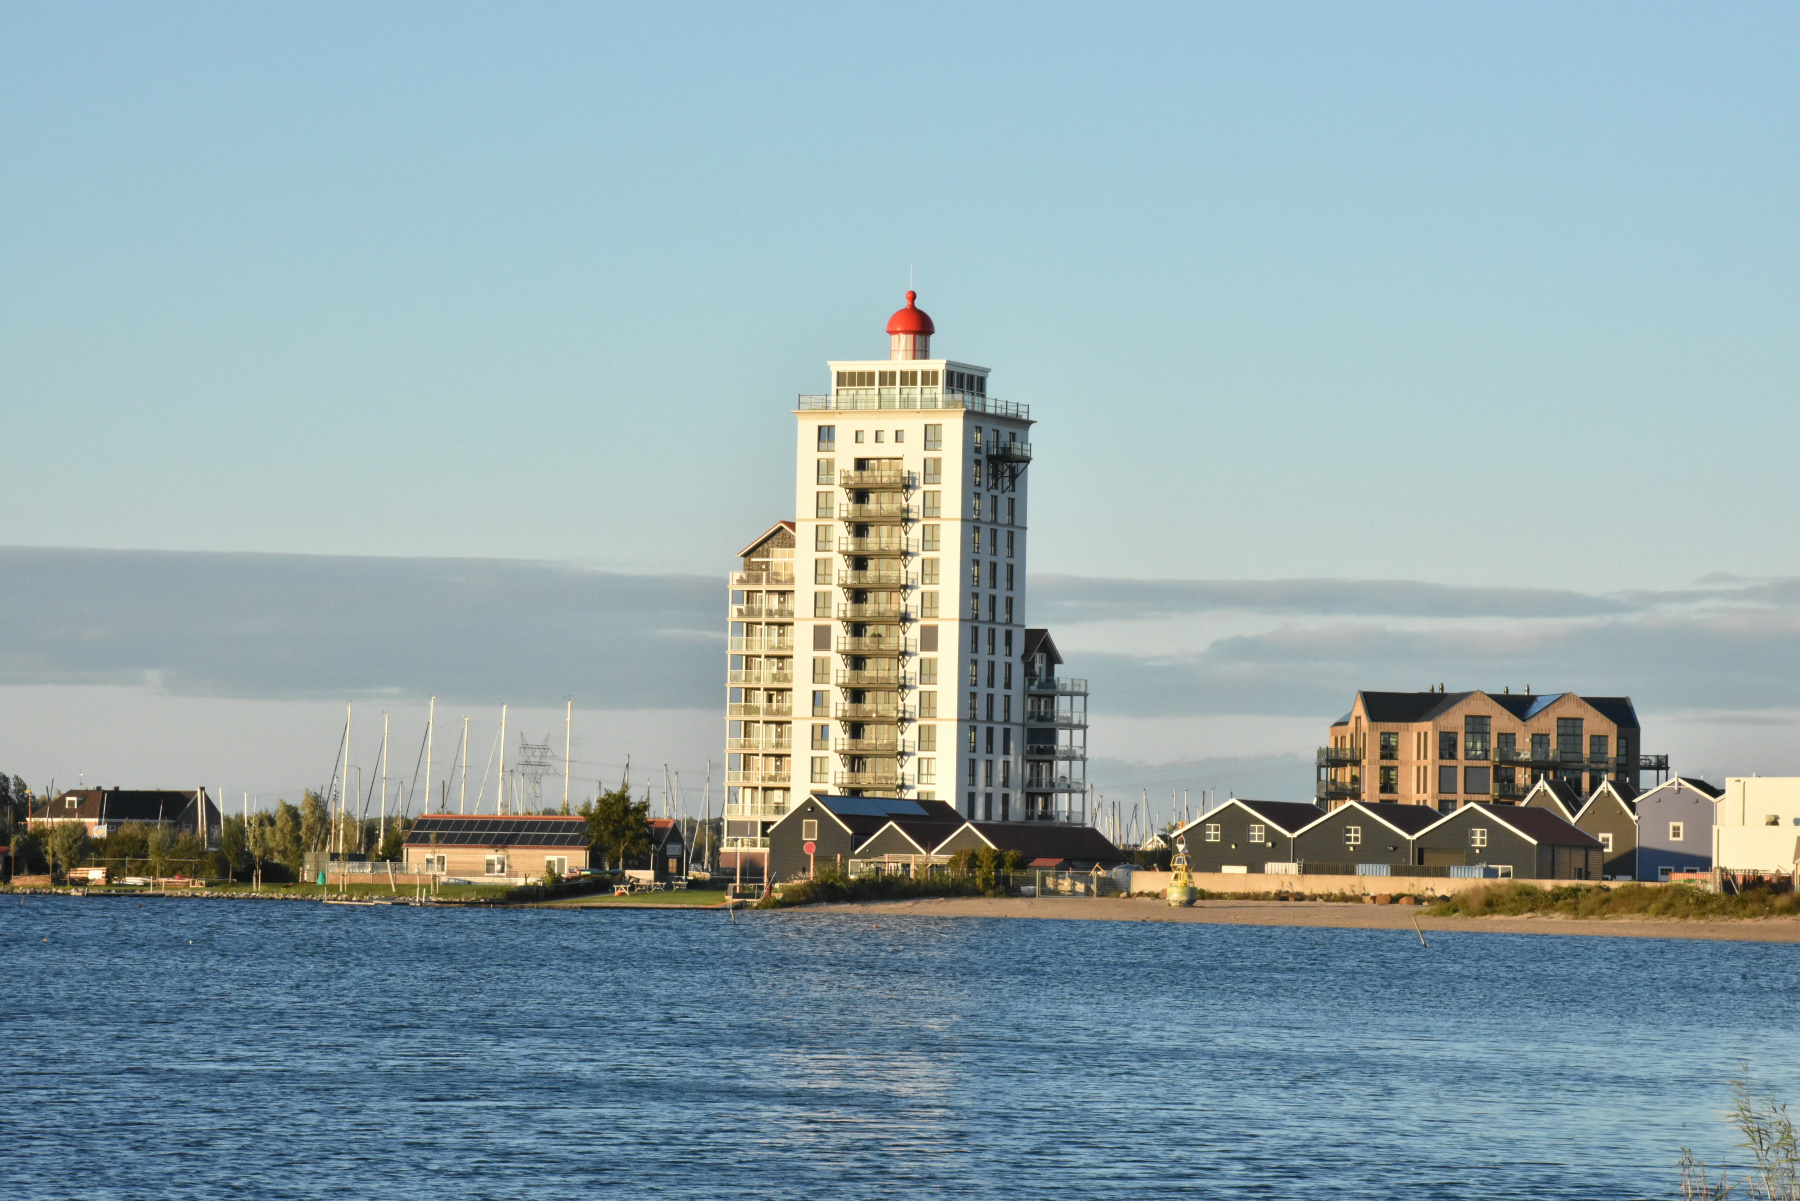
(1713, 777, 1800, 875)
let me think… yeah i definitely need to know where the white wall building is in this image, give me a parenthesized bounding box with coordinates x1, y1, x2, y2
(1713, 776, 1800, 875)
(721, 293, 1086, 880)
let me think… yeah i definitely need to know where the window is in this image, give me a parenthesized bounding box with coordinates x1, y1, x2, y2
(816, 458, 834, 484)
(921, 525, 940, 551)
(1590, 734, 1610, 761)
(923, 457, 942, 483)
(814, 558, 832, 584)
(1439, 730, 1458, 760)
(801, 819, 818, 840)
(1204, 823, 1221, 843)
(1463, 767, 1490, 795)
(916, 725, 936, 751)
(815, 491, 833, 518)
(970, 561, 982, 587)
(1669, 822, 1684, 842)
(1248, 824, 1267, 844)
(987, 661, 996, 688)
(920, 592, 939, 617)
(983, 760, 994, 786)
(817, 425, 835, 450)
(1006, 530, 1015, 557)
(968, 659, 979, 685)
(1379, 732, 1398, 760)
(873, 430, 885, 443)
(919, 558, 939, 585)
(814, 525, 832, 551)
(1379, 767, 1398, 794)
(814, 591, 832, 618)
(1464, 715, 1490, 761)
(1345, 825, 1362, 846)
(969, 727, 978, 751)
(484, 855, 509, 876)
(923, 423, 943, 450)
(918, 758, 936, 784)
(1532, 732, 1551, 761)
(812, 691, 827, 715)
(1005, 564, 1014, 591)
(1557, 718, 1584, 761)
(918, 691, 937, 718)
(835, 371, 875, 387)
(1599, 832, 1614, 852)
(969, 593, 979, 619)
(545, 856, 568, 876)
(812, 657, 830, 684)
(422, 853, 447, 873)
(1007, 499, 1016, 526)
(1470, 827, 1488, 849)
(922, 491, 941, 517)
(969, 692, 978, 719)
(1496, 732, 1516, 759)
(1438, 765, 1458, 794)
(972, 461, 983, 487)
(854, 430, 865, 443)
(1003, 662, 1013, 689)
(919, 658, 938, 685)
(811, 724, 829, 749)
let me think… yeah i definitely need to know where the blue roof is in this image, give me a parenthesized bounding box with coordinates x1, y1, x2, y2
(816, 795, 929, 818)
(1520, 692, 1565, 719)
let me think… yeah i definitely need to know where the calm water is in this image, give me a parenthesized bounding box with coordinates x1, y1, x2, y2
(6, 897, 1799, 1199)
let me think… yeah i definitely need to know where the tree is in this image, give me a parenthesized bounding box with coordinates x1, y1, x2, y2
(49, 822, 91, 881)
(580, 786, 650, 871)
(273, 801, 304, 872)
(298, 790, 329, 856)
(220, 815, 248, 881)
(377, 815, 408, 862)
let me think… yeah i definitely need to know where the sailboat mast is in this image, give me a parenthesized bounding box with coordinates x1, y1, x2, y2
(563, 697, 572, 810)
(380, 712, 390, 850)
(460, 715, 469, 814)
(425, 696, 435, 816)
(498, 704, 508, 816)
(339, 702, 352, 860)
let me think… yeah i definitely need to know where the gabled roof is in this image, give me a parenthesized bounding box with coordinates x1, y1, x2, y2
(933, 821, 1127, 864)
(1521, 776, 1584, 821)
(647, 818, 684, 848)
(735, 520, 797, 559)
(1296, 800, 1443, 839)
(1022, 628, 1063, 668)
(405, 814, 590, 848)
(1420, 802, 1602, 848)
(852, 818, 962, 858)
(769, 795, 960, 841)
(1637, 776, 1724, 802)
(39, 788, 218, 826)
(1352, 690, 1640, 729)
(1177, 798, 1324, 839)
(1576, 780, 1639, 821)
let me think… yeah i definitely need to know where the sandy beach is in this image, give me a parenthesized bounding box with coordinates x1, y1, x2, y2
(804, 895, 1800, 943)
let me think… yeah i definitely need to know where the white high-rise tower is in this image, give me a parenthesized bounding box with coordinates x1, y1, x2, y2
(722, 293, 1086, 882)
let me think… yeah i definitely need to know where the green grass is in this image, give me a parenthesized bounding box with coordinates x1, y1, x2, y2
(1429, 881, 1800, 920)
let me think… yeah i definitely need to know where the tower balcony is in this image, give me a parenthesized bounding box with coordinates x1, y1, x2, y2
(1025, 675, 1088, 695)
(838, 603, 906, 623)
(834, 737, 903, 756)
(729, 637, 794, 654)
(1317, 747, 1362, 769)
(836, 635, 913, 656)
(840, 502, 911, 524)
(982, 436, 1033, 462)
(732, 569, 796, 587)
(839, 568, 905, 588)
(732, 603, 795, 621)
(726, 767, 791, 786)
(840, 535, 910, 557)
(1024, 743, 1085, 761)
(1024, 711, 1087, 730)
(834, 770, 902, 790)
(728, 668, 793, 687)
(835, 702, 907, 722)
(836, 670, 902, 689)
(727, 701, 792, 718)
(839, 468, 910, 490)
(726, 736, 793, 753)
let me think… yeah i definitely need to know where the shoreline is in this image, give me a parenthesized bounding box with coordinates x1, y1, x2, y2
(800, 894, 1800, 943)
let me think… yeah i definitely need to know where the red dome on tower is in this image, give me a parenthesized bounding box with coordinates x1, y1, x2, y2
(886, 291, 935, 336)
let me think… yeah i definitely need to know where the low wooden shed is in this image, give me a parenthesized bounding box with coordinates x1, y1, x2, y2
(1411, 803, 1602, 879)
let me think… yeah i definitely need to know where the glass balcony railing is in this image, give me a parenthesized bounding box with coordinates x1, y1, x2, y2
(729, 638, 793, 653)
(834, 770, 901, 789)
(725, 738, 793, 753)
(836, 635, 913, 656)
(726, 768, 790, 785)
(840, 536, 911, 557)
(838, 569, 905, 588)
(839, 468, 910, 490)
(839, 502, 910, 523)
(733, 604, 795, 621)
(1025, 676, 1088, 695)
(727, 702, 792, 718)
(732, 570, 796, 587)
(836, 670, 902, 689)
(798, 390, 1030, 421)
(728, 668, 793, 686)
(838, 603, 905, 623)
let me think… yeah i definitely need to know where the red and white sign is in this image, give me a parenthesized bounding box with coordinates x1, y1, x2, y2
(802, 841, 817, 855)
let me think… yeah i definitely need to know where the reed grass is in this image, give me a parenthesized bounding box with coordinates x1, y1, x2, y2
(1681, 1076, 1800, 1199)
(1429, 882, 1800, 921)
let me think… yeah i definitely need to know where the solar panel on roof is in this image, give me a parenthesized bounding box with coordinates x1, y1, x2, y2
(820, 796, 927, 818)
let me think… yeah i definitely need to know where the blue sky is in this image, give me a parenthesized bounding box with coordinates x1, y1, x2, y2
(3, 3, 1797, 813)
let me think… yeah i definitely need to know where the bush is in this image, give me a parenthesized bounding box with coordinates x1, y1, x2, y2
(756, 865, 987, 909)
(1430, 881, 1800, 921)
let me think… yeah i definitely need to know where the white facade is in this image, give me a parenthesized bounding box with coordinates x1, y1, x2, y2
(1713, 777, 1800, 874)
(722, 294, 1045, 874)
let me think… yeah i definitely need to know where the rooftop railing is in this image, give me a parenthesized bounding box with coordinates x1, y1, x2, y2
(799, 389, 1030, 421)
